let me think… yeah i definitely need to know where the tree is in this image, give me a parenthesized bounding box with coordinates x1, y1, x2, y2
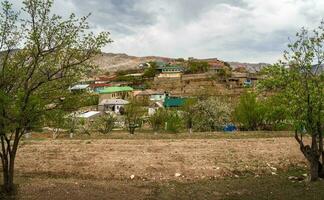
(193, 97, 232, 132)
(143, 62, 157, 78)
(181, 98, 197, 134)
(0, 0, 110, 192)
(260, 21, 324, 181)
(94, 113, 116, 134)
(148, 109, 167, 133)
(234, 92, 265, 131)
(165, 110, 183, 133)
(124, 101, 145, 134)
(186, 60, 209, 74)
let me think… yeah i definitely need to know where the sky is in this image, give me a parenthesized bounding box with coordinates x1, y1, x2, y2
(9, 0, 324, 63)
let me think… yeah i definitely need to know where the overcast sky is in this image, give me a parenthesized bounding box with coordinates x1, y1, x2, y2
(10, 0, 324, 63)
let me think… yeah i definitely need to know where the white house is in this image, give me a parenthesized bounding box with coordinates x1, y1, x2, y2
(98, 99, 129, 114)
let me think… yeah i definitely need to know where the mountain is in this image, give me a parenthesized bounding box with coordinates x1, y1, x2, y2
(228, 62, 270, 73)
(91, 53, 271, 73)
(91, 52, 174, 72)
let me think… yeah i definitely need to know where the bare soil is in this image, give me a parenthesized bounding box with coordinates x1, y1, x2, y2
(2, 137, 309, 199)
(16, 138, 305, 181)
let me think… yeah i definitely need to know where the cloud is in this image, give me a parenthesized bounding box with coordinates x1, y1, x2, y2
(9, 0, 324, 63)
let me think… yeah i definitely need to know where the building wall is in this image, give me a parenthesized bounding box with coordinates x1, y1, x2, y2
(99, 91, 132, 102)
(157, 73, 182, 78)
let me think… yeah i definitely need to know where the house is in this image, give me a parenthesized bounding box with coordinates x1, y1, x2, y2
(150, 91, 167, 102)
(163, 96, 186, 108)
(208, 60, 230, 73)
(69, 84, 90, 92)
(98, 86, 133, 102)
(94, 75, 116, 84)
(77, 111, 101, 120)
(148, 101, 164, 116)
(134, 89, 166, 102)
(98, 99, 129, 114)
(158, 65, 184, 78)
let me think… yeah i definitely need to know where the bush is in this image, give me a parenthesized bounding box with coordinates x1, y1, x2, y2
(94, 113, 116, 134)
(165, 111, 183, 133)
(149, 109, 168, 133)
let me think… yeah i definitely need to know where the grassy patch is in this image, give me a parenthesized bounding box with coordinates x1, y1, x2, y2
(149, 168, 324, 200)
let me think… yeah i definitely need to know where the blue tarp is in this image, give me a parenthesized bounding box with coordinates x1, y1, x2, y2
(224, 124, 237, 132)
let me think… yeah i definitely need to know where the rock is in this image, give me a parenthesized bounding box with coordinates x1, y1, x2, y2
(175, 173, 181, 177)
(234, 175, 239, 178)
(130, 175, 135, 179)
(271, 172, 277, 175)
(302, 173, 308, 177)
(288, 176, 298, 180)
(270, 167, 277, 172)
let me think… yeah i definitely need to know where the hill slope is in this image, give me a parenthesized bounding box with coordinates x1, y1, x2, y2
(92, 53, 270, 73)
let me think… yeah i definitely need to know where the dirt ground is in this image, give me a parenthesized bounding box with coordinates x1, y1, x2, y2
(2, 137, 309, 199)
(16, 138, 305, 181)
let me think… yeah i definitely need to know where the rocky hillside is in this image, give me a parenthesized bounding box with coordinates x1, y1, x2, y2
(91, 52, 270, 73)
(91, 53, 174, 72)
(228, 62, 270, 73)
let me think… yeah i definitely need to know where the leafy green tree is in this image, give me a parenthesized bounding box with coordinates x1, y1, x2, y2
(260, 22, 324, 181)
(143, 62, 157, 78)
(234, 92, 265, 131)
(262, 95, 289, 131)
(181, 98, 197, 133)
(165, 110, 183, 133)
(186, 61, 210, 74)
(124, 101, 145, 134)
(148, 109, 167, 133)
(0, 0, 110, 192)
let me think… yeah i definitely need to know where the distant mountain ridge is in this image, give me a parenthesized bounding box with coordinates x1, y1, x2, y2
(92, 52, 271, 73)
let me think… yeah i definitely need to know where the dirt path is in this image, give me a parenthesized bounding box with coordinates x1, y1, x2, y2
(15, 138, 306, 181)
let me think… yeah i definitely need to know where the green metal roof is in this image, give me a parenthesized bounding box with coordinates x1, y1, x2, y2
(164, 97, 186, 107)
(98, 86, 133, 94)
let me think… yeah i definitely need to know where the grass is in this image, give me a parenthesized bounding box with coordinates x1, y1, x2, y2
(25, 130, 294, 141)
(1, 168, 324, 200)
(149, 168, 324, 200)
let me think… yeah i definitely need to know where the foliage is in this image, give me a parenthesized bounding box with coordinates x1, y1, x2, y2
(165, 110, 183, 133)
(234, 92, 289, 131)
(181, 98, 197, 133)
(94, 113, 116, 134)
(192, 97, 232, 132)
(143, 62, 157, 78)
(0, 0, 110, 192)
(234, 92, 265, 131)
(124, 101, 145, 134)
(260, 21, 324, 181)
(148, 109, 167, 133)
(186, 61, 210, 74)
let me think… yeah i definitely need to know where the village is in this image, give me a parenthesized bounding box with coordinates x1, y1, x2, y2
(2, 1, 324, 199)
(67, 58, 262, 133)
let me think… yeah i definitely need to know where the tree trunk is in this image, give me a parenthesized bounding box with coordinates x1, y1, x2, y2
(310, 159, 319, 181)
(1, 153, 16, 193)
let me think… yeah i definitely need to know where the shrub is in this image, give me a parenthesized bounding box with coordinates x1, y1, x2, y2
(94, 113, 116, 134)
